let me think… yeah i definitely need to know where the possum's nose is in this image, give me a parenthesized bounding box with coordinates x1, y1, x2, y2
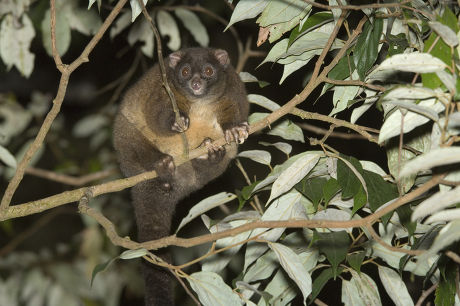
(191, 76, 202, 91)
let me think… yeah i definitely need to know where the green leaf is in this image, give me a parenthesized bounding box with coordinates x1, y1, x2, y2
(119, 248, 148, 260)
(435, 261, 456, 306)
(396, 205, 416, 237)
(268, 153, 320, 203)
(328, 54, 355, 81)
(399, 225, 442, 272)
(0, 14, 35, 77)
(337, 155, 363, 199)
(268, 119, 305, 143)
(268, 242, 312, 303)
(315, 231, 350, 278)
(323, 54, 354, 93)
(347, 251, 366, 273)
(363, 170, 398, 212)
(90, 258, 116, 286)
(177, 192, 237, 232)
(257, 0, 310, 27)
(288, 11, 333, 46)
(309, 267, 344, 303)
(422, 8, 458, 89)
(353, 18, 383, 80)
(156, 10, 180, 51)
(226, 0, 268, 30)
(296, 177, 327, 209)
(240, 180, 260, 201)
(0, 145, 17, 168)
(378, 266, 414, 306)
(175, 8, 209, 47)
(188, 271, 243, 305)
(352, 186, 367, 215)
(363, 170, 398, 225)
(129, 0, 147, 22)
(387, 33, 409, 57)
(238, 150, 271, 166)
(322, 178, 341, 206)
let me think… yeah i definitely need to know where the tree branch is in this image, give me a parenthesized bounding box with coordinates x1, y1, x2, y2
(0, 0, 129, 212)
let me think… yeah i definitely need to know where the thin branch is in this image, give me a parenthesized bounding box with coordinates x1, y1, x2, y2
(71, 174, 443, 251)
(415, 282, 437, 306)
(446, 250, 460, 265)
(303, 0, 411, 11)
(310, 10, 348, 82)
(323, 77, 386, 92)
(0, 0, 129, 212)
(291, 108, 379, 144)
(50, 0, 63, 70)
(170, 271, 200, 306)
(365, 223, 423, 256)
(137, 0, 189, 157)
(235, 37, 266, 73)
(298, 123, 373, 140)
(0, 207, 69, 256)
(78, 191, 142, 250)
(235, 158, 263, 214)
(25, 167, 117, 186)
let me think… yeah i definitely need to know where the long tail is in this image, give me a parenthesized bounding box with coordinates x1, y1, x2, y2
(131, 181, 178, 306)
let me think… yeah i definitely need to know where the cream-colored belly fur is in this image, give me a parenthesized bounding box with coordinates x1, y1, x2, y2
(156, 102, 223, 157)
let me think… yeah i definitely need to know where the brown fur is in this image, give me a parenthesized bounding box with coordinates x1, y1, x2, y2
(113, 48, 249, 306)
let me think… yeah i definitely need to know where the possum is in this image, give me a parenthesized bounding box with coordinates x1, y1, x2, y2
(113, 47, 249, 305)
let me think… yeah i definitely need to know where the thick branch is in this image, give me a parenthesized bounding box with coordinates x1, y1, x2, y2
(0, 0, 128, 212)
(81, 174, 442, 251)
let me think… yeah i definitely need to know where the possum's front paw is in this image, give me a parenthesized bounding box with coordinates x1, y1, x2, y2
(225, 122, 249, 144)
(171, 113, 190, 133)
(197, 138, 225, 162)
(154, 154, 175, 191)
(154, 154, 176, 177)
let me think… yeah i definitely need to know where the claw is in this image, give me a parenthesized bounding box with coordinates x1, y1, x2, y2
(197, 138, 225, 162)
(225, 122, 249, 144)
(171, 114, 190, 133)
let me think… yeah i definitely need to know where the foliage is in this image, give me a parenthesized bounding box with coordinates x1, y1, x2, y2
(1, 0, 460, 305)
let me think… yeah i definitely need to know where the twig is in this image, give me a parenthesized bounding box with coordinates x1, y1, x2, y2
(235, 158, 263, 214)
(446, 250, 460, 264)
(137, 0, 189, 157)
(25, 167, 117, 186)
(0, 207, 69, 256)
(323, 77, 386, 92)
(303, 0, 411, 11)
(365, 223, 423, 256)
(313, 299, 328, 306)
(105, 50, 142, 107)
(415, 282, 437, 306)
(78, 192, 142, 250)
(50, 0, 63, 70)
(291, 108, 379, 144)
(298, 123, 372, 140)
(170, 271, 200, 306)
(235, 37, 266, 73)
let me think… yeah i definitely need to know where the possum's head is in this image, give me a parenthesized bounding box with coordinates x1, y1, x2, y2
(167, 48, 230, 103)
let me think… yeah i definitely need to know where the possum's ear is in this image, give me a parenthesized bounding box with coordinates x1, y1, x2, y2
(214, 49, 229, 68)
(168, 51, 183, 68)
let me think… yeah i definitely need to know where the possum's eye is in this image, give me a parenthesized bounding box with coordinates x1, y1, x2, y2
(181, 66, 191, 78)
(203, 65, 214, 77)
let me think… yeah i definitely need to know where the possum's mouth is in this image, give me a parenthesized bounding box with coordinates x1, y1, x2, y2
(190, 77, 205, 96)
